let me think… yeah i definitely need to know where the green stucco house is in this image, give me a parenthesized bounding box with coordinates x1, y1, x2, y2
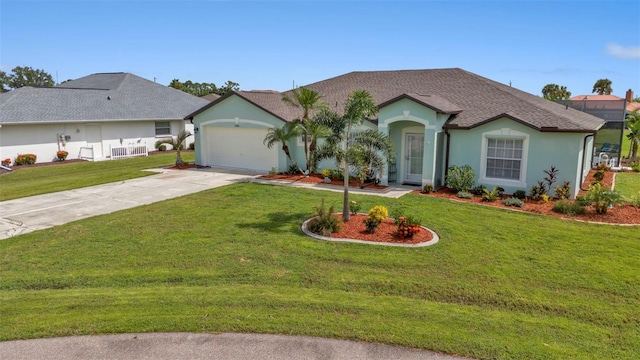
(186, 68, 604, 198)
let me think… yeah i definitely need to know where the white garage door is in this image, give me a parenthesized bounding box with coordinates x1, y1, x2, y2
(205, 126, 278, 172)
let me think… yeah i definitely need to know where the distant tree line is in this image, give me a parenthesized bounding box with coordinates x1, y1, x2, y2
(0, 66, 54, 92)
(541, 78, 619, 101)
(168, 79, 240, 97)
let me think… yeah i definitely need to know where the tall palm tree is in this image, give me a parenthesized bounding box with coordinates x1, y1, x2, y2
(592, 79, 613, 95)
(155, 130, 190, 167)
(263, 122, 305, 174)
(282, 87, 324, 172)
(340, 90, 378, 221)
(626, 110, 640, 162)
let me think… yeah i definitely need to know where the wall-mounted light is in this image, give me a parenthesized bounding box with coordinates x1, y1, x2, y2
(194, 127, 199, 134)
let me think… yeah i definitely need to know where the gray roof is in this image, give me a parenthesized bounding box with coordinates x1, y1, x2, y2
(189, 68, 604, 132)
(0, 72, 210, 124)
(201, 93, 221, 102)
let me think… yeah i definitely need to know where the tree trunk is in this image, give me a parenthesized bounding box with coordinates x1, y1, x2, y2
(175, 150, 184, 167)
(342, 123, 352, 221)
(283, 144, 305, 174)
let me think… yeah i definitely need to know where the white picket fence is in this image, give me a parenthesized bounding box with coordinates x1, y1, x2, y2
(110, 144, 148, 160)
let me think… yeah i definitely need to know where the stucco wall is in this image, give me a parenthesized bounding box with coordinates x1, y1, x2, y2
(448, 117, 590, 198)
(0, 120, 184, 164)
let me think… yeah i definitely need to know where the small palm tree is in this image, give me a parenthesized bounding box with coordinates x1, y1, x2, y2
(295, 119, 332, 173)
(626, 110, 640, 162)
(282, 87, 324, 172)
(263, 122, 305, 174)
(155, 130, 190, 167)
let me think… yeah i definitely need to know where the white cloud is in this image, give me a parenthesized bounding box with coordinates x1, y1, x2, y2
(605, 43, 640, 59)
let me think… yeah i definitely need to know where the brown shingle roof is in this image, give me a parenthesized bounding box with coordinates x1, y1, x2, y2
(188, 69, 604, 132)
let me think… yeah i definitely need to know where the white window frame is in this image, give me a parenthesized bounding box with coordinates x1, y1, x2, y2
(155, 121, 171, 137)
(479, 128, 529, 188)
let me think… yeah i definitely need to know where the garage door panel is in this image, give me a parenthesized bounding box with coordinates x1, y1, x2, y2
(205, 127, 278, 172)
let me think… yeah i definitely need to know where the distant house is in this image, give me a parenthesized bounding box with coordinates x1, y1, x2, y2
(0, 73, 209, 163)
(186, 68, 604, 198)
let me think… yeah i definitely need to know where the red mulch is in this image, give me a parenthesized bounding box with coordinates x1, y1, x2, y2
(261, 173, 387, 190)
(165, 163, 199, 170)
(414, 170, 639, 225)
(329, 214, 433, 245)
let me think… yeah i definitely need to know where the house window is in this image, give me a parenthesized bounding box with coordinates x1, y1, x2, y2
(155, 122, 171, 136)
(485, 138, 523, 180)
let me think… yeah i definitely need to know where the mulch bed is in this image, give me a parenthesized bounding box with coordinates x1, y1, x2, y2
(330, 214, 433, 245)
(261, 173, 387, 190)
(415, 170, 639, 225)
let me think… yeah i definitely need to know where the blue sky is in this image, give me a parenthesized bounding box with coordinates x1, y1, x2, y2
(1, 0, 639, 98)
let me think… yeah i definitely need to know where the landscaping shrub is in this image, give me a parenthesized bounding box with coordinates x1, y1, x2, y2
(1, 158, 10, 167)
(321, 168, 334, 179)
(446, 164, 475, 192)
(482, 187, 502, 202)
(513, 189, 527, 200)
(349, 200, 361, 215)
(287, 164, 299, 175)
(593, 170, 605, 182)
(472, 184, 486, 196)
(529, 181, 547, 201)
(502, 197, 524, 208)
(456, 191, 473, 199)
(157, 144, 167, 151)
(423, 184, 434, 193)
(575, 195, 591, 207)
(56, 150, 68, 161)
(543, 166, 559, 194)
(585, 183, 621, 214)
(307, 199, 341, 236)
(367, 205, 388, 223)
(15, 154, 37, 165)
(631, 162, 640, 172)
(554, 181, 571, 200)
(596, 163, 611, 172)
(552, 200, 586, 216)
(365, 205, 389, 234)
(189, 142, 195, 150)
(629, 193, 640, 208)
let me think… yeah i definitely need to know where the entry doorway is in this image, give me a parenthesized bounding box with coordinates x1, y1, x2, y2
(404, 133, 424, 184)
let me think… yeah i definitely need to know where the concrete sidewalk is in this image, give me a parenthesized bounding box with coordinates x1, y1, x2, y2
(0, 333, 468, 360)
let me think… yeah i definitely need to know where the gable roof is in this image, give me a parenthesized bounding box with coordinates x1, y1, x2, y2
(187, 68, 604, 132)
(0, 72, 210, 124)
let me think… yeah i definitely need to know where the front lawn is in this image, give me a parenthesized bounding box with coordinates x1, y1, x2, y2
(1, 183, 638, 359)
(616, 172, 640, 199)
(0, 152, 194, 201)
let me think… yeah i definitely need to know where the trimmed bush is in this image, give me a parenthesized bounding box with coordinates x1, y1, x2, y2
(513, 189, 527, 200)
(446, 165, 475, 192)
(456, 191, 473, 199)
(423, 184, 434, 193)
(552, 200, 586, 216)
(15, 154, 37, 165)
(502, 197, 524, 208)
(321, 168, 335, 179)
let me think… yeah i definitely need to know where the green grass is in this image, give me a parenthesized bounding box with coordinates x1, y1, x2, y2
(616, 172, 640, 199)
(0, 152, 194, 201)
(1, 183, 638, 359)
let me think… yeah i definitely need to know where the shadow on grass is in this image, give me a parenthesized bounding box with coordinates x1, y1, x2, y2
(238, 211, 309, 234)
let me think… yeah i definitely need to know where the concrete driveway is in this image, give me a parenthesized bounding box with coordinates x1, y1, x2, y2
(0, 168, 257, 240)
(0, 333, 468, 360)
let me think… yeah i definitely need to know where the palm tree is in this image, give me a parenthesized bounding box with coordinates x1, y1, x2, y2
(282, 87, 324, 172)
(295, 119, 332, 173)
(542, 84, 572, 101)
(592, 79, 613, 95)
(263, 122, 305, 174)
(155, 130, 190, 167)
(349, 129, 393, 183)
(626, 110, 640, 162)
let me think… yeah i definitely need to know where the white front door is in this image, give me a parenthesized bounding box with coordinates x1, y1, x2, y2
(405, 133, 424, 184)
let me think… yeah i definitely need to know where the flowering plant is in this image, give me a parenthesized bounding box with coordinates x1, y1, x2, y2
(57, 150, 69, 161)
(1, 158, 10, 167)
(397, 216, 422, 238)
(349, 200, 361, 215)
(15, 154, 37, 165)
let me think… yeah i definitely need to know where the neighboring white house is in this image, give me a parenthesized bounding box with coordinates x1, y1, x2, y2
(0, 72, 209, 163)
